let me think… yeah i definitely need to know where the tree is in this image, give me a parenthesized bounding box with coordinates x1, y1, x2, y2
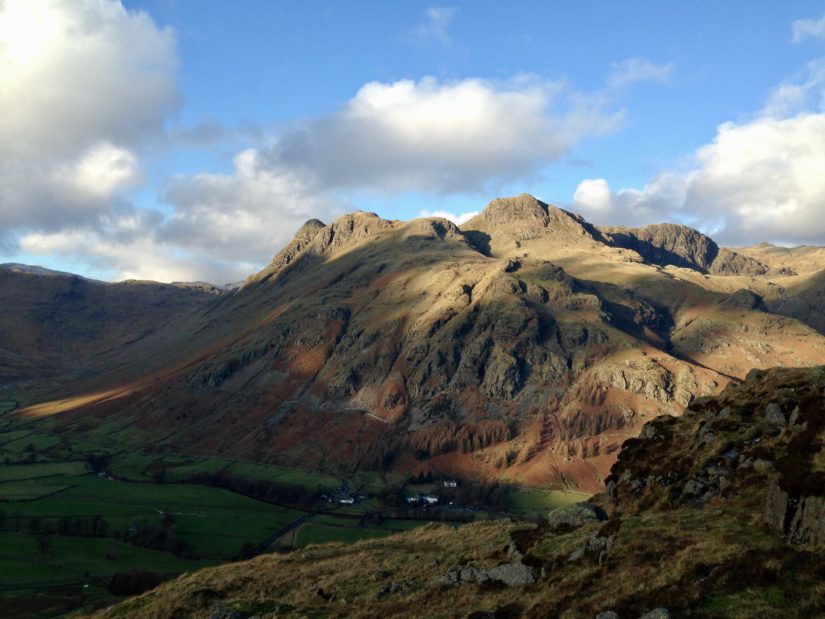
(28, 516, 43, 534)
(35, 529, 54, 556)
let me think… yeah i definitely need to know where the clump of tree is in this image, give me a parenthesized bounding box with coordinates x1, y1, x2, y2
(84, 452, 110, 473)
(108, 568, 164, 596)
(57, 515, 109, 537)
(410, 421, 457, 457)
(441, 480, 506, 510)
(359, 431, 407, 471)
(184, 471, 319, 510)
(409, 470, 434, 484)
(115, 513, 193, 557)
(456, 420, 511, 453)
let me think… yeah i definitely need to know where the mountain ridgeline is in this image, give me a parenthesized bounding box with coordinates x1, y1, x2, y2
(5, 194, 825, 492)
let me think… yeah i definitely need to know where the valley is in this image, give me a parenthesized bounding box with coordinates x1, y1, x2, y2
(3, 194, 825, 617)
(0, 406, 580, 617)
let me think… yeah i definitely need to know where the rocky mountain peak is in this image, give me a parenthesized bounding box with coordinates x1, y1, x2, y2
(467, 193, 550, 226)
(601, 223, 719, 271)
(600, 222, 768, 275)
(461, 193, 601, 257)
(294, 218, 326, 240)
(311, 211, 399, 255)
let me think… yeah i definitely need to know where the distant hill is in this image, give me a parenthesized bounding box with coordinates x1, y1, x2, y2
(6, 194, 825, 492)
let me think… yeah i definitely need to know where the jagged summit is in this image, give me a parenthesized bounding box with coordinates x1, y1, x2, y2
(460, 193, 602, 258)
(600, 222, 769, 275)
(601, 223, 719, 271)
(465, 193, 551, 226)
(250, 194, 809, 288)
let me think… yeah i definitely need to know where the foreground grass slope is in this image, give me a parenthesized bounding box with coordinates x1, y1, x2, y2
(97, 366, 825, 618)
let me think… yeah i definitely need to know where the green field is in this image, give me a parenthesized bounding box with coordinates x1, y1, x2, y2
(506, 487, 590, 518)
(0, 429, 431, 615)
(294, 522, 391, 548)
(0, 532, 215, 587)
(0, 461, 87, 482)
(224, 461, 342, 491)
(0, 412, 579, 617)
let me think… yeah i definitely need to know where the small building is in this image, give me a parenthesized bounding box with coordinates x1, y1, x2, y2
(442, 480, 458, 488)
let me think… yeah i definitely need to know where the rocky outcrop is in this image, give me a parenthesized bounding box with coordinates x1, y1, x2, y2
(567, 519, 621, 564)
(246, 218, 326, 285)
(606, 366, 825, 551)
(765, 480, 825, 547)
(601, 223, 719, 272)
(461, 193, 603, 256)
(437, 561, 535, 587)
(546, 502, 607, 530)
(708, 247, 769, 276)
(600, 223, 768, 276)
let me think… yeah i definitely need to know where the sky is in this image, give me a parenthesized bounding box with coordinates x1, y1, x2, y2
(3, 1, 825, 284)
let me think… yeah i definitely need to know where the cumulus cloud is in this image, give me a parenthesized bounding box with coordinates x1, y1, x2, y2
(792, 13, 825, 43)
(414, 6, 458, 46)
(254, 76, 619, 195)
(607, 58, 674, 89)
(0, 0, 179, 233)
(573, 61, 825, 245)
(159, 149, 346, 267)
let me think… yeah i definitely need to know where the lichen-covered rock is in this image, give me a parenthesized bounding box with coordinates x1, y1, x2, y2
(436, 561, 535, 587)
(765, 479, 825, 547)
(547, 502, 607, 530)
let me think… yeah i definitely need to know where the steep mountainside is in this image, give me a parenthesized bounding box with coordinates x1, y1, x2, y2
(6, 195, 825, 492)
(0, 265, 218, 400)
(94, 366, 825, 619)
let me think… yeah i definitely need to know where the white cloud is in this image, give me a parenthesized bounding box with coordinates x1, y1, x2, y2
(792, 13, 825, 43)
(573, 179, 613, 213)
(19, 207, 256, 284)
(417, 209, 479, 225)
(0, 0, 179, 232)
(573, 60, 825, 245)
(762, 58, 825, 118)
(414, 6, 458, 46)
(263, 76, 620, 195)
(159, 149, 346, 267)
(56, 143, 140, 199)
(607, 58, 674, 89)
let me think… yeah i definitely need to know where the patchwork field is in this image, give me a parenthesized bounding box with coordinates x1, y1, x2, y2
(0, 411, 586, 617)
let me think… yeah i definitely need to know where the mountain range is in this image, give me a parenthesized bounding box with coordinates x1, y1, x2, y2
(5, 193, 825, 493)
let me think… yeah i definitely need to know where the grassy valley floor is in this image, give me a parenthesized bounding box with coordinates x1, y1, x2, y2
(0, 408, 582, 618)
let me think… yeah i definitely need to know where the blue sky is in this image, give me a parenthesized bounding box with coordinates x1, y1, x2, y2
(2, 1, 825, 282)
